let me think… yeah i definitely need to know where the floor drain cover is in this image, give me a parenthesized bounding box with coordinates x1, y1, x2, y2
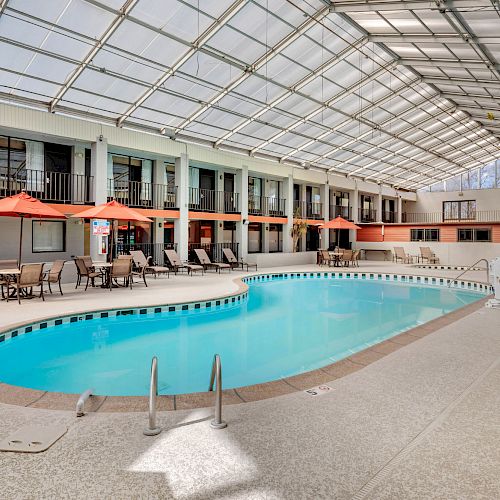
(0, 425, 68, 453)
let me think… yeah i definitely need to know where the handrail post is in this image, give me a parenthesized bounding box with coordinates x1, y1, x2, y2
(144, 356, 162, 436)
(208, 354, 227, 429)
(448, 258, 490, 288)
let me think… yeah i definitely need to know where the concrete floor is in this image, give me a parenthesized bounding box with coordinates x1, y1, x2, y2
(0, 261, 498, 499)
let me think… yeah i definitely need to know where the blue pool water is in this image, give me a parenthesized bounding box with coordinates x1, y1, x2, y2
(0, 278, 483, 396)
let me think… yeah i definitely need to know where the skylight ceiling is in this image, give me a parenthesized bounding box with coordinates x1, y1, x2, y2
(0, 0, 500, 190)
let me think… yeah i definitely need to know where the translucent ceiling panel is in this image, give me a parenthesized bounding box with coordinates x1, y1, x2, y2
(234, 75, 286, 105)
(127, 107, 184, 129)
(62, 88, 131, 114)
(300, 76, 344, 103)
(217, 94, 263, 118)
(238, 122, 282, 141)
(178, 52, 235, 87)
(226, 134, 264, 149)
(162, 76, 219, 102)
(260, 54, 310, 87)
(195, 108, 243, 131)
(8, 0, 70, 24)
(278, 93, 320, 116)
(208, 26, 264, 64)
(57, 0, 116, 39)
(142, 91, 201, 119)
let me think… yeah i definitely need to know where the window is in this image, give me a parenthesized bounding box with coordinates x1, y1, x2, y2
(458, 228, 491, 242)
(410, 229, 440, 242)
(32, 221, 66, 252)
(269, 224, 283, 252)
(248, 222, 262, 253)
(443, 200, 476, 221)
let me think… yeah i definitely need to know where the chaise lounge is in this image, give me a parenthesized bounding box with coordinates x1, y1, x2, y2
(164, 249, 204, 275)
(193, 248, 231, 273)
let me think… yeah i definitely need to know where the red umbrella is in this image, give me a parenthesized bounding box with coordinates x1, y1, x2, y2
(71, 200, 153, 262)
(319, 216, 361, 230)
(0, 191, 67, 265)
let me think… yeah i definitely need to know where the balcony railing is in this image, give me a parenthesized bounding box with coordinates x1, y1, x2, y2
(359, 208, 377, 223)
(108, 180, 177, 209)
(293, 200, 323, 220)
(189, 188, 239, 213)
(188, 242, 239, 263)
(402, 211, 500, 224)
(113, 242, 177, 266)
(330, 205, 351, 220)
(382, 211, 397, 223)
(248, 195, 286, 217)
(0, 168, 94, 204)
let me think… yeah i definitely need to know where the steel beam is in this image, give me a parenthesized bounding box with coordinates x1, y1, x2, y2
(329, 0, 490, 13)
(369, 34, 500, 45)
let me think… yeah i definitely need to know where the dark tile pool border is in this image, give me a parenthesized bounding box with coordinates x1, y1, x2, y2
(0, 272, 491, 412)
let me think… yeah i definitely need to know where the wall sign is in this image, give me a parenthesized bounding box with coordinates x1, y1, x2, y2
(92, 220, 110, 236)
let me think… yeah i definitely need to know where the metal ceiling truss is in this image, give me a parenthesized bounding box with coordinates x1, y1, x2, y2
(329, 0, 491, 13)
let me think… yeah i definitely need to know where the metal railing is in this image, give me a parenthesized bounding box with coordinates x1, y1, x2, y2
(403, 211, 500, 224)
(330, 205, 351, 220)
(248, 195, 286, 217)
(144, 356, 161, 436)
(108, 180, 177, 209)
(189, 188, 239, 213)
(359, 208, 377, 222)
(293, 200, 323, 219)
(208, 354, 227, 429)
(382, 211, 397, 223)
(0, 168, 94, 204)
(114, 242, 177, 265)
(76, 388, 94, 417)
(188, 242, 239, 263)
(447, 258, 490, 288)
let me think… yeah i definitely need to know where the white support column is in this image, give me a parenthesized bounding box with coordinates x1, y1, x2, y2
(152, 158, 165, 260)
(215, 169, 224, 244)
(352, 182, 359, 224)
(321, 182, 330, 250)
(300, 183, 307, 251)
(90, 137, 108, 261)
(377, 186, 383, 223)
(261, 178, 269, 253)
(283, 174, 294, 253)
(175, 153, 189, 261)
(397, 194, 403, 223)
(236, 165, 248, 260)
(72, 145, 86, 204)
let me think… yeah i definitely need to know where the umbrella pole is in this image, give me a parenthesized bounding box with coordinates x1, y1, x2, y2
(18, 216, 24, 267)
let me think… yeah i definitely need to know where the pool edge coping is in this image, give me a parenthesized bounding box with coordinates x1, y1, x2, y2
(0, 271, 492, 412)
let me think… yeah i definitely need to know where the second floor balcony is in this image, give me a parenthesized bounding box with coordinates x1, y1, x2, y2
(248, 195, 286, 217)
(403, 210, 500, 224)
(108, 180, 177, 209)
(1, 167, 94, 204)
(382, 211, 397, 223)
(294, 200, 323, 220)
(330, 205, 351, 220)
(359, 208, 377, 223)
(188, 188, 239, 213)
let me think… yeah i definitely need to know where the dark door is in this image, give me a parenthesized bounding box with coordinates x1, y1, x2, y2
(44, 143, 71, 202)
(199, 169, 215, 211)
(224, 173, 235, 212)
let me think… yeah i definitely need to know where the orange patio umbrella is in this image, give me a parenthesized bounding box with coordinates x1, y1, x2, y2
(319, 216, 361, 230)
(71, 200, 153, 261)
(0, 191, 67, 265)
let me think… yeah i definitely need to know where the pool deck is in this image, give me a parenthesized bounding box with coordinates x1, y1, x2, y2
(0, 261, 499, 499)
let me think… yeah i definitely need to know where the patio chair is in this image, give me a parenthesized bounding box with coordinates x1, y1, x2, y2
(164, 249, 204, 275)
(109, 258, 132, 290)
(44, 260, 66, 295)
(77, 255, 94, 271)
(0, 259, 18, 270)
(222, 248, 257, 271)
(193, 248, 231, 273)
(129, 250, 170, 285)
(393, 247, 412, 264)
(420, 247, 439, 264)
(74, 258, 104, 290)
(351, 250, 361, 268)
(11, 263, 45, 304)
(340, 249, 353, 267)
(319, 249, 334, 267)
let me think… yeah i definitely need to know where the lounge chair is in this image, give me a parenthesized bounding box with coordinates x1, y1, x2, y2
(164, 249, 204, 275)
(11, 263, 45, 304)
(129, 250, 170, 285)
(193, 248, 231, 273)
(44, 260, 65, 295)
(222, 248, 257, 271)
(420, 247, 439, 264)
(109, 258, 132, 290)
(75, 258, 104, 290)
(393, 247, 412, 264)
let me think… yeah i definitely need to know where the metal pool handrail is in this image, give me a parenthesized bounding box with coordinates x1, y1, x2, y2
(208, 354, 227, 429)
(448, 258, 490, 288)
(143, 356, 161, 436)
(76, 388, 94, 417)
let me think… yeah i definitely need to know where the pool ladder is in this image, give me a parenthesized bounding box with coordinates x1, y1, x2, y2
(447, 258, 490, 288)
(143, 353, 227, 436)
